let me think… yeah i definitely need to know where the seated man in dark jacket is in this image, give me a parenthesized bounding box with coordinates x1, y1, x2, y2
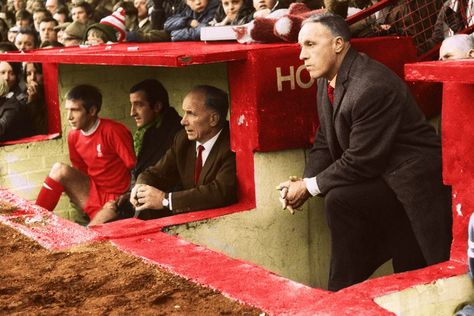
(90, 79, 182, 225)
(130, 85, 237, 217)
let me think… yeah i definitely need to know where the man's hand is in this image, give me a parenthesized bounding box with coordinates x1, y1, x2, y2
(26, 81, 39, 103)
(134, 184, 166, 211)
(130, 184, 141, 208)
(277, 177, 311, 211)
(286, 179, 311, 209)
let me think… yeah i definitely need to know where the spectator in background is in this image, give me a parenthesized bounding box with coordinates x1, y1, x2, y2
(209, 0, 254, 26)
(39, 17, 58, 44)
(14, 28, 38, 51)
(33, 9, 52, 33)
(23, 62, 47, 135)
(91, 79, 183, 224)
(45, 0, 63, 16)
(133, 0, 152, 32)
(13, 0, 26, 13)
(53, 6, 70, 24)
(54, 21, 71, 44)
(63, 21, 87, 46)
(84, 7, 127, 44)
(35, 84, 136, 224)
(125, 0, 187, 42)
(0, 60, 32, 141)
(252, 0, 277, 18)
(71, 2, 94, 27)
(0, 42, 19, 53)
(164, 0, 218, 41)
(0, 18, 10, 42)
(15, 9, 33, 29)
(39, 40, 64, 48)
(7, 25, 20, 43)
(439, 34, 474, 60)
(28, 0, 46, 13)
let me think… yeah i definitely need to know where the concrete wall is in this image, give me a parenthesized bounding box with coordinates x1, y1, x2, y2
(375, 274, 474, 315)
(168, 149, 393, 289)
(168, 149, 325, 286)
(0, 63, 228, 222)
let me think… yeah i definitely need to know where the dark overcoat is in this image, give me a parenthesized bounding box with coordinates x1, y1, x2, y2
(303, 47, 452, 265)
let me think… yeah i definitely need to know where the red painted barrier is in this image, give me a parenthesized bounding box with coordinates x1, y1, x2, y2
(0, 40, 454, 314)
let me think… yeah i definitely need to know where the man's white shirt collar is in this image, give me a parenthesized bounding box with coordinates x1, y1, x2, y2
(196, 129, 222, 166)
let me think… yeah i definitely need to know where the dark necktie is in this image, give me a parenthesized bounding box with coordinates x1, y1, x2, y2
(327, 84, 335, 105)
(194, 145, 205, 184)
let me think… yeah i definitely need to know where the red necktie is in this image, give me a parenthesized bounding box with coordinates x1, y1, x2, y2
(194, 145, 205, 184)
(327, 84, 334, 105)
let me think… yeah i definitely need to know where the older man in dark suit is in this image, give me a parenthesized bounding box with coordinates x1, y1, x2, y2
(279, 13, 452, 291)
(130, 85, 237, 215)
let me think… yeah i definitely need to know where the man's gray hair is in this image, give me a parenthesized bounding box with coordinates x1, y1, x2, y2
(303, 12, 351, 42)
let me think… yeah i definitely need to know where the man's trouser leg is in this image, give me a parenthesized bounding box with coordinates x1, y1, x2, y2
(324, 178, 426, 291)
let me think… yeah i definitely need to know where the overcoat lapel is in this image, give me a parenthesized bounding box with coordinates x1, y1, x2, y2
(331, 47, 357, 122)
(318, 80, 341, 161)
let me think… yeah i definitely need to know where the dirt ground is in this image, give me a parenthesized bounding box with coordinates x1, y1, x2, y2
(0, 223, 263, 315)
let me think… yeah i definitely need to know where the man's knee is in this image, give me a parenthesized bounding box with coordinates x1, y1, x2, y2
(324, 187, 349, 216)
(49, 162, 73, 183)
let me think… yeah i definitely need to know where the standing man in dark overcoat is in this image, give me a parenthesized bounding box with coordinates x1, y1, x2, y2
(279, 12, 452, 291)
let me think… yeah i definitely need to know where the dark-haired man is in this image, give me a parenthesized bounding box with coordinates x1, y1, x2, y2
(91, 79, 183, 224)
(35, 84, 136, 223)
(39, 17, 58, 44)
(278, 13, 452, 291)
(130, 85, 237, 216)
(14, 28, 38, 51)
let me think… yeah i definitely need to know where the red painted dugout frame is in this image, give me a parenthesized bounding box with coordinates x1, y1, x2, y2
(0, 40, 459, 315)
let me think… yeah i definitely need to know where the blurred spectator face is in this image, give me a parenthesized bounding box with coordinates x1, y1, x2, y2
(56, 28, 66, 44)
(15, 33, 35, 50)
(25, 63, 42, 85)
(29, 0, 45, 12)
(45, 0, 58, 15)
(439, 35, 474, 60)
(33, 11, 47, 31)
(186, 0, 209, 13)
(87, 29, 105, 45)
(39, 21, 57, 42)
(252, 0, 275, 11)
(134, 0, 148, 20)
(53, 12, 67, 23)
(222, 0, 243, 18)
(13, 0, 26, 12)
(7, 29, 19, 43)
(0, 62, 17, 89)
(16, 18, 31, 29)
(71, 6, 89, 24)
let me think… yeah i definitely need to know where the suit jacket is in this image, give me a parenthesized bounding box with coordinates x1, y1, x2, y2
(304, 47, 452, 265)
(137, 122, 237, 213)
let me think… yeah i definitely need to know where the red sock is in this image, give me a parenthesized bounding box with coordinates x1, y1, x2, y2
(35, 176, 64, 211)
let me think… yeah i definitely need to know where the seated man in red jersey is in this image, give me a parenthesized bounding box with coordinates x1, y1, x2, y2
(35, 84, 136, 225)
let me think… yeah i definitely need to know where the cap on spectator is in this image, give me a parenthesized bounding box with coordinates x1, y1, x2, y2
(99, 7, 126, 42)
(64, 21, 87, 39)
(54, 22, 71, 31)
